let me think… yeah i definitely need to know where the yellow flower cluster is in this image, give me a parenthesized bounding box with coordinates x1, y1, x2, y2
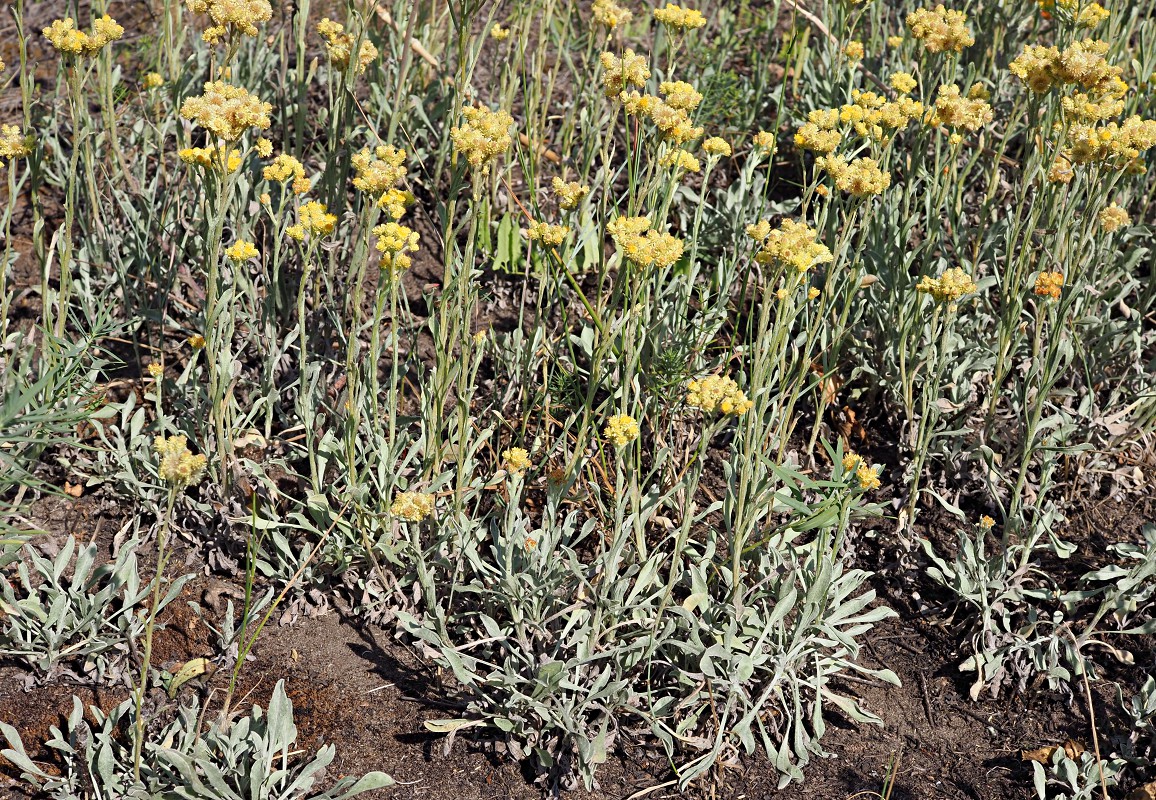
(843, 40, 865, 61)
(225, 240, 259, 263)
(317, 18, 378, 75)
(552, 177, 590, 210)
(608, 216, 685, 268)
(1032, 271, 1064, 299)
(1009, 39, 1125, 98)
(660, 148, 701, 173)
(490, 24, 510, 41)
(842, 454, 881, 490)
(751, 218, 834, 273)
(288, 201, 337, 241)
(181, 82, 272, 141)
(1098, 203, 1129, 233)
(818, 154, 892, 196)
(659, 81, 703, 111)
(144, 72, 165, 90)
(653, 3, 706, 30)
(391, 491, 434, 522)
(179, 145, 242, 172)
(798, 90, 924, 151)
(686, 375, 753, 415)
(593, 0, 633, 28)
(916, 267, 977, 302)
(753, 130, 776, 150)
(43, 16, 124, 56)
(621, 90, 705, 144)
(890, 72, 917, 94)
(703, 137, 732, 157)
(906, 5, 973, 54)
(928, 84, 993, 132)
(502, 447, 533, 473)
(601, 50, 651, 97)
(154, 435, 208, 488)
(1075, 3, 1110, 28)
(450, 105, 515, 171)
(187, 0, 272, 44)
(263, 153, 310, 193)
(604, 414, 640, 447)
(352, 145, 407, 205)
(372, 221, 420, 277)
(1067, 117, 1156, 168)
(0, 125, 34, 162)
(526, 222, 570, 247)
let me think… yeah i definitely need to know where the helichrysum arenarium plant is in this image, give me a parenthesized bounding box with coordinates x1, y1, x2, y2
(4, 0, 1156, 794)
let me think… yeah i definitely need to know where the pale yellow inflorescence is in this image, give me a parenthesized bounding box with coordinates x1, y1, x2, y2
(928, 84, 993, 132)
(179, 145, 242, 172)
(373, 221, 420, 278)
(601, 50, 651, 97)
(653, 3, 706, 30)
(390, 491, 435, 522)
(818, 154, 892, 196)
(187, 0, 272, 44)
(842, 454, 882, 490)
(144, 72, 165, 90)
(593, 0, 633, 28)
(225, 240, 259, 263)
(154, 435, 208, 488)
(502, 448, 533, 474)
(552, 177, 590, 210)
(703, 137, 732, 157)
(317, 18, 378, 75)
(686, 375, 753, 415)
(263, 153, 310, 194)
(181, 82, 272, 141)
(916, 267, 978, 303)
(450, 105, 515, 171)
(1098, 203, 1130, 233)
(659, 81, 703, 111)
(43, 15, 124, 56)
(604, 414, 640, 447)
(906, 5, 973, 54)
(660, 147, 701, 173)
(749, 218, 834, 274)
(287, 201, 337, 241)
(608, 216, 685, 269)
(351, 145, 408, 209)
(526, 222, 570, 247)
(0, 125, 34, 163)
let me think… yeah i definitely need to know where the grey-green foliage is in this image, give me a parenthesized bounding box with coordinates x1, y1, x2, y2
(0, 680, 393, 800)
(925, 523, 1156, 699)
(0, 536, 189, 685)
(401, 461, 896, 791)
(0, 319, 115, 534)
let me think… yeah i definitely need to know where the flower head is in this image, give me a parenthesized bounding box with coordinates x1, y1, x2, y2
(451, 105, 515, 171)
(225, 240, 259, 263)
(144, 72, 165, 89)
(154, 435, 208, 488)
(703, 137, 732, 157)
(490, 23, 511, 41)
(601, 49, 651, 97)
(686, 375, 753, 415)
(181, 82, 272, 141)
(43, 15, 124, 56)
(287, 200, 337, 241)
(187, 0, 272, 44)
(1098, 203, 1129, 233)
(526, 222, 570, 247)
(390, 491, 434, 522)
(752, 218, 833, 273)
(317, 17, 378, 74)
(917, 267, 978, 303)
(604, 414, 640, 447)
(593, 0, 633, 28)
(372, 221, 419, 276)
(352, 145, 407, 201)
(653, 3, 706, 30)
(1032, 270, 1064, 299)
(551, 177, 590, 210)
(502, 447, 532, 473)
(890, 72, 917, 94)
(906, 5, 973, 53)
(0, 125, 34, 162)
